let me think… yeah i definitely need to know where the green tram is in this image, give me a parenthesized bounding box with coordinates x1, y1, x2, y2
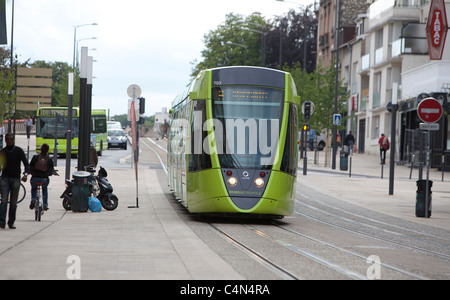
(168, 66, 300, 217)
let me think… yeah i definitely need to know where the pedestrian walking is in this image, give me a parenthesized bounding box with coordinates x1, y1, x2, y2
(25, 116, 33, 139)
(89, 141, 98, 168)
(29, 143, 56, 211)
(378, 133, 390, 164)
(0, 133, 30, 229)
(308, 128, 316, 151)
(345, 131, 355, 154)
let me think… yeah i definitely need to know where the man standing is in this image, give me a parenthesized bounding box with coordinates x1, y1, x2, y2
(0, 133, 29, 229)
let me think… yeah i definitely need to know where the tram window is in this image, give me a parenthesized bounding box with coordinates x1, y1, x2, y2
(280, 103, 298, 175)
(189, 100, 212, 172)
(212, 86, 284, 169)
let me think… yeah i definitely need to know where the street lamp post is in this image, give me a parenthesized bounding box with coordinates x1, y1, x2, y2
(75, 37, 97, 68)
(225, 41, 248, 65)
(237, 21, 268, 67)
(332, 0, 341, 170)
(73, 23, 97, 69)
(241, 27, 268, 67)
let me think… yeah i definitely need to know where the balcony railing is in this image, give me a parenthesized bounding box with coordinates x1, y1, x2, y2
(391, 37, 428, 57)
(375, 47, 383, 65)
(361, 54, 370, 71)
(373, 92, 381, 108)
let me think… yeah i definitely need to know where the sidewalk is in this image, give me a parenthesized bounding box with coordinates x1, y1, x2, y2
(1, 135, 448, 279)
(0, 135, 243, 280)
(299, 148, 450, 230)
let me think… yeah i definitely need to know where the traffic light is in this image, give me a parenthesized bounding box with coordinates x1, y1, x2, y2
(303, 101, 311, 120)
(138, 97, 145, 114)
(303, 124, 310, 131)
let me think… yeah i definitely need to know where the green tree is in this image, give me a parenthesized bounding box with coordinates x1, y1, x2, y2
(285, 59, 348, 147)
(0, 69, 16, 123)
(191, 13, 270, 77)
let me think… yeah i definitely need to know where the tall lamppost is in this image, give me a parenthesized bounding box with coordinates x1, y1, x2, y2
(73, 23, 97, 69)
(225, 41, 248, 65)
(75, 37, 97, 67)
(237, 21, 268, 67)
(332, 0, 341, 170)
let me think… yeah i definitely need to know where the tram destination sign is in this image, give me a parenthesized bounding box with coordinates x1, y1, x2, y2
(417, 97, 443, 123)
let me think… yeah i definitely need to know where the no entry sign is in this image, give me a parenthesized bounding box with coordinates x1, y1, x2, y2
(417, 97, 443, 123)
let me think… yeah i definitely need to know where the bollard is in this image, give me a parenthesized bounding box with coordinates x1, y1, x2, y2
(415, 180, 432, 218)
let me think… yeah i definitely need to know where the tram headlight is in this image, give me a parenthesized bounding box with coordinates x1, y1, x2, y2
(254, 178, 265, 188)
(227, 177, 238, 187)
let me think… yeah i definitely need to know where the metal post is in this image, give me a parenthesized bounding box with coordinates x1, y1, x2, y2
(389, 104, 397, 195)
(332, 0, 341, 170)
(65, 73, 74, 181)
(85, 56, 93, 167)
(77, 48, 88, 171)
(425, 131, 430, 218)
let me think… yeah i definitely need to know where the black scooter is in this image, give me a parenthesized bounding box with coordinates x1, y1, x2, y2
(61, 166, 118, 211)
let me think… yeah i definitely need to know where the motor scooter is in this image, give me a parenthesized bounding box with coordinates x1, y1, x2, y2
(61, 166, 118, 211)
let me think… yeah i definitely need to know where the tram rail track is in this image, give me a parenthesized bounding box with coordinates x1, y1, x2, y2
(145, 137, 450, 279)
(207, 223, 302, 280)
(295, 191, 450, 261)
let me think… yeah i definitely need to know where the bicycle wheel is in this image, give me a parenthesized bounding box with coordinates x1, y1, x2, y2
(7, 183, 27, 204)
(17, 183, 26, 204)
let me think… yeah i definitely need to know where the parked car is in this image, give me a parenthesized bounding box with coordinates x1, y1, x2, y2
(315, 134, 326, 151)
(107, 129, 127, 150)
(300, 132, 327, 151)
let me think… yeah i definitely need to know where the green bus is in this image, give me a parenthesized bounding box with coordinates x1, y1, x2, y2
(36, 107, 108, 156)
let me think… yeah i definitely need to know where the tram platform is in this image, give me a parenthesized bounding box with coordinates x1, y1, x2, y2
(0, 135, 449, 279)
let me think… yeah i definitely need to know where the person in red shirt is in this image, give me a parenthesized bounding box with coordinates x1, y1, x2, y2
(378, 134, 390, 165)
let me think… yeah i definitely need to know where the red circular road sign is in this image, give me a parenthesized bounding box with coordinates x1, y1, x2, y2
(417, 97, 443, 123)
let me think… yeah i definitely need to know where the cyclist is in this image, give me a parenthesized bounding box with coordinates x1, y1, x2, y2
(29, 143, 55, 211)
(0, 133, 29, 229)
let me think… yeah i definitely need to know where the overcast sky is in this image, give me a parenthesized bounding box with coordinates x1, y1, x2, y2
(5, 0, 314, 117)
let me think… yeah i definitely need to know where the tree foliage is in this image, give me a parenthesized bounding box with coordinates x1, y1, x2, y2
(191, 6, 318, 77)
(285, 59, 349, 141)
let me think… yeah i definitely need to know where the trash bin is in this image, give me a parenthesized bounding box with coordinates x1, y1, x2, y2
(340, 150, 348, 171)
(72, 171, 91, 212)
(416, 180, 432, 218)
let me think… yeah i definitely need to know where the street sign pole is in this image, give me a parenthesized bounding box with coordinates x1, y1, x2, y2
(416, 97, 443, 218)
(127, 84, 142, 209)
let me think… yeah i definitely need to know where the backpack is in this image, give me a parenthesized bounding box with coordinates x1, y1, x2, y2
(382, 136, 390, 150)
(34, 154, 49, 172)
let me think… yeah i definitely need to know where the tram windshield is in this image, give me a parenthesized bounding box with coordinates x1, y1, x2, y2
(212, 86, 284, 169)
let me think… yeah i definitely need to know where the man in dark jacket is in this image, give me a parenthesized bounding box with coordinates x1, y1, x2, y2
(0, 133, 29, 229)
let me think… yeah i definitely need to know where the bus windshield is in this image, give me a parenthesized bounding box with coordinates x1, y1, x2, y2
(37, 117, 79, 139)
(212, 86, 284, 169)
(36, 107, 107, 154)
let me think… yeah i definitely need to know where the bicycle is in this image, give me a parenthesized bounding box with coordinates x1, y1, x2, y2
(34, 182, 44, 222)
(2, 181, 27, 204)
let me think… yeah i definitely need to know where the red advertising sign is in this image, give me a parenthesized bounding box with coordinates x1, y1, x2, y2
(417, 97, 443, 123)
(426, 0, 448, 60)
